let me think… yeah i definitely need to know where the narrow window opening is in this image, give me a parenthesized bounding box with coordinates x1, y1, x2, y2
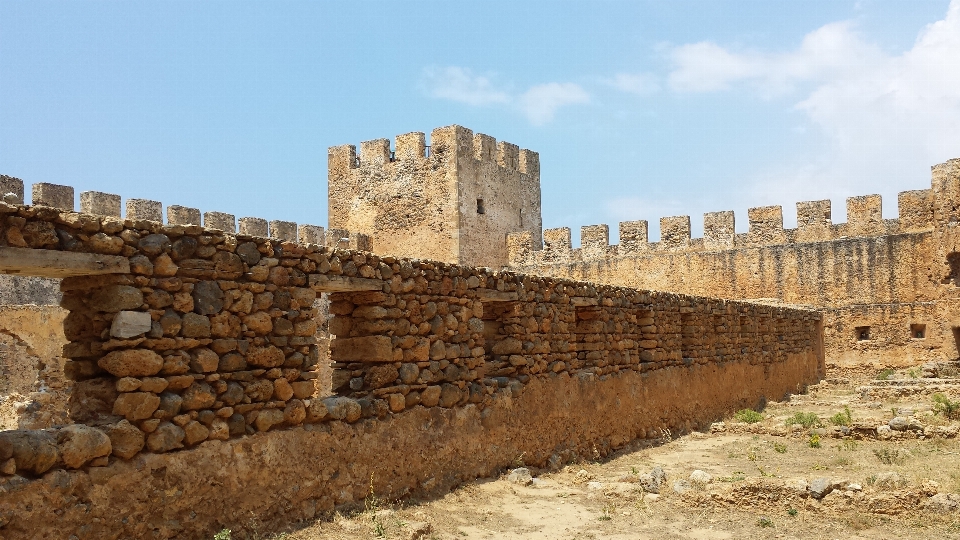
(911, 323, 926, 339)
(856, 326, 871, 341)
(519, 208, 523, 226)
(477, 199, 485, 215)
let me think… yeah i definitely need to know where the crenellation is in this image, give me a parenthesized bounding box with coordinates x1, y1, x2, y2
(519, 149, 540, 176)
(125, 198, 162, 222)
(497, 141, 520, 170)
(747, 205, 785, 244)
(932, 157, 960, 226)
(703, 211, 735, 250)
(326, 228, 351, 249)
(351, 232, 372, 252)
(359, 139, 391, 165)
(203, 211, 236, 233)
(328, 144, 358, 173)
(474, 133, 497, 161)
(660, 216, 691, 248)
(238, 216, 268, 237)
(796, 199, 833, 242)
(395, 132, 426, 160)
(898, 189, 934, 232)
(298, 224, 325, 245)
(542, 227, 573, 262)
(619, 220, 649, 254)
(32, 182, 74, 211)
(79, 191, 121, 217)
(844, 194, 883, 236)
(168, 205, 201, 226)
(269, 220, 298, 242)
(580, 224, 610, 258)
(0, 175, 24, 204)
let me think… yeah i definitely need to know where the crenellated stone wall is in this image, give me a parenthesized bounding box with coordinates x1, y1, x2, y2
(0, 185, 822, 538)
(507, 158, 960, 369)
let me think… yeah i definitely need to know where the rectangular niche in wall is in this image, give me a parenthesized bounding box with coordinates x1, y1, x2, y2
(855, 326, 871, 341)
(911, 324, 926, 339)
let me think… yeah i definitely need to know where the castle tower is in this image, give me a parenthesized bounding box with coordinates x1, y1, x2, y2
(328, 125, 542, 267)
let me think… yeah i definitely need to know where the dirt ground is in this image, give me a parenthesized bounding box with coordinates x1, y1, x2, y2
(223, 366, 960, 540)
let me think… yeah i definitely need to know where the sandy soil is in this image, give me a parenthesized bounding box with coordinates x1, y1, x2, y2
(224, 366, 960, 540)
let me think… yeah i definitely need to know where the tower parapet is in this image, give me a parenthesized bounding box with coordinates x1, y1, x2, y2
(328, 125, 541, 267)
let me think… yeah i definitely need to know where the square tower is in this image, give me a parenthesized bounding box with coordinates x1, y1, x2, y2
(328, 125, 542, 267)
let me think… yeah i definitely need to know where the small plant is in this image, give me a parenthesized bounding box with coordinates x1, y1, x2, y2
(909, 368, 919, 379)
(840, 439, 858, 451)
(873, 448, 908, 465)
(773, 442, 787, 454)
(631, 466, 639, 475)
(830, 406, 853, 427)
(374, 520, 386, 538)
(513, 452, 526, 468)
(757, 516, 774, 528)
(785, 412, 822, 428)
(734, 409, 763, 424)
(598, 503, 614, 521)
(213, 530, 232, 540)
(933, 393, 960, 420)
(809, 434, 821, 448)
(718, 471, 746, 482)
(876, 368, 895, 380)
(788, 508, 798, 517)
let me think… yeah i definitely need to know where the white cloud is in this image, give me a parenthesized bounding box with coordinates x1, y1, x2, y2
(517, 83, 590, 125)
(421, 66, 510, 106)
(421, 66, 589, 125)
(604, 72, 660, 95)
(667, 0, 960, 210)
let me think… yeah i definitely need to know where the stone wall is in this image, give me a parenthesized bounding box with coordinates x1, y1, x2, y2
(508, 159, 960, 368)
(0, 185, 822, 538)
(328, 125, 542, 268)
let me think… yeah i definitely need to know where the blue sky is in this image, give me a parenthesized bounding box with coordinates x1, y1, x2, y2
(2, 1, 959, 243)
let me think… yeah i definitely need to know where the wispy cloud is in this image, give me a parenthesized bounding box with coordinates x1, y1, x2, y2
(517, 83, 590, 125)
(421, 66, 510, 106)
(665, 0, 960, 203)
(603, 72, 660, 95)
(421, 66, 589, 125)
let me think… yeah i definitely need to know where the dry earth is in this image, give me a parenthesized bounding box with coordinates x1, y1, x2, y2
(212, 367, 960, 539)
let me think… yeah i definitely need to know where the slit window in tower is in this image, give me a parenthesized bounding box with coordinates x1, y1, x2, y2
(477, 199, 485, 214)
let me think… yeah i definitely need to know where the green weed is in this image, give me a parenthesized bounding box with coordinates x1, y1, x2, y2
(830, 406, 853, 426)
(876, 368, 895, 380)
(785, 412, 822, 428)
(809, 434, 822, 448)
(933, 393, 960, 420)
(734, 409, 763, 424)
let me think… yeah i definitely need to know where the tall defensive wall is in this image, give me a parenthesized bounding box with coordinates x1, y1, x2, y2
(509, 159, 960, 369)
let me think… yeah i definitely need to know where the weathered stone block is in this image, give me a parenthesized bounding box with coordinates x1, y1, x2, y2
(299, 224, 325, 245)
(80, 191, 121, 217)
(203, 211, 236, 233)
(330, 335, 393, 363)
(126, 199, 163, 222)
(167, 205, 201, 226)
(270, 220, 297, 242)
(0, 174, 24, 204)
(32, 182, 74, 210)
(239, 217, 268, 237)
(57, 424, 111, 469)
(99, 349, 164, 377)
(110, 311, 152, 339)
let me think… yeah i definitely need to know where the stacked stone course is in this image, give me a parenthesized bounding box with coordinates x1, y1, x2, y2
(0, 181, 821, 477)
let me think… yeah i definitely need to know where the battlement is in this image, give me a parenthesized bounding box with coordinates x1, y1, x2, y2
(328, 125, 539, 175)
(0, 175, 369, 250)
(508, 185, 939, 267)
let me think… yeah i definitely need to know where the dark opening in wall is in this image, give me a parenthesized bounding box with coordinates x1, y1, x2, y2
(953, 327, 960, 358)
(946, 253, 960, 285)
(911, 324, 926, 339)
(856, 326, 871, 341)
(477, 199, 485, 215)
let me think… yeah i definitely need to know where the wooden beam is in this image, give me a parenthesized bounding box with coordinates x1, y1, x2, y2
(308, 274, 383, 293)
(475, 289, 519, 302)
(0, 247, 130, 278)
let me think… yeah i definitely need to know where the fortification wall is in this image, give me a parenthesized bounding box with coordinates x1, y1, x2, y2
(328, 126, 541, 268)
(0, 181, 821, 538)
(508, 159, 960, 367)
